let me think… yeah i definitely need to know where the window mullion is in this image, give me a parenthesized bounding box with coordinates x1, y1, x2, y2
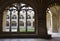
(10, 11, 12, 32)
(26, 9, 27, 32)
(17, 10, 19, 32)
(18, 3, 20, 32)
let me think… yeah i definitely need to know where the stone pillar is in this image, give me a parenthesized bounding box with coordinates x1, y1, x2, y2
(38, 10, 51, 38)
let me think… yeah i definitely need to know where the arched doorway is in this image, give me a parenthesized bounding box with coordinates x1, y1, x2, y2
(46, 3, 60, 37)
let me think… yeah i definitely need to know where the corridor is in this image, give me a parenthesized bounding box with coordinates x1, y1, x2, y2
(46, 4, 60, 37)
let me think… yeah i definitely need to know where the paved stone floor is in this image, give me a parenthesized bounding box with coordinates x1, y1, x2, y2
(0, 37, 60, 41)
(48, 29, 60, 37)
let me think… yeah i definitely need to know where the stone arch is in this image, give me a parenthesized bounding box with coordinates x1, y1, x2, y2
(46, 1, 60, 37)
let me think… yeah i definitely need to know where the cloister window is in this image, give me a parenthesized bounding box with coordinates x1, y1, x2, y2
(3, 3, 35, 33)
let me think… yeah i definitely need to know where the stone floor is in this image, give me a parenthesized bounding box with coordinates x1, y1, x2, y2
(48, 29, 60, 37)
(0, 37, 60, 41)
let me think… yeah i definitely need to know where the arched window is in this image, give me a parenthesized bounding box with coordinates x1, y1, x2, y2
(3, 3, 35, 33)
